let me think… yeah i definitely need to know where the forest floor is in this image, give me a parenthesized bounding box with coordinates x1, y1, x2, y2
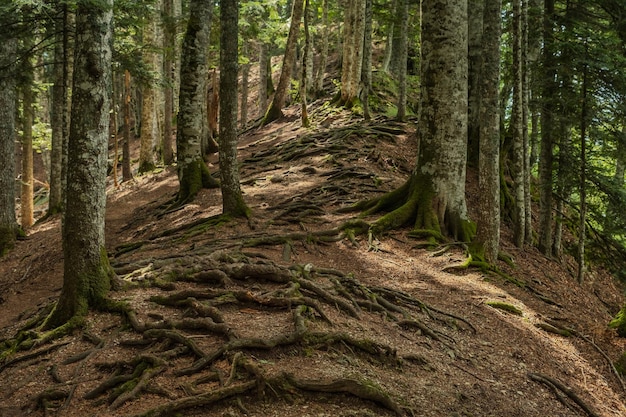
(2, 103, 626, 417)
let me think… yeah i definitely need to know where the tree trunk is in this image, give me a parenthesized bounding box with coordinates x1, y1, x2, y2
(395, 0, 408, 121)
(44, 0, 114, 328)
(219, 0, 248, 217)
(240, 42, 250, 129)
(162, 0, 175, 166)
(339, 0, 365, 107)
(382, 0, 396, 73)
(467, 0, 484, 166)
(474, 0, 501, 263)
(314, 0, 329, 95)
(301, 0, 311, 127)
(20, 66, 35, 230)
(538, 0, 556, 256)
(122, 70, 134, 182)
(364, 0, 471, 241)
(49, 2, 69, 214)
(258, 42, 270, 116)
(176, 0, 219, 203)
(577, 60, 588, 284)
(522, 0, 532, 245)
(262, 0, 304, 124)
(138, 5, 161, 174)
(0, 32, 18, 255)
(361, 0, 373, 120)
(511, 0, 525, 248)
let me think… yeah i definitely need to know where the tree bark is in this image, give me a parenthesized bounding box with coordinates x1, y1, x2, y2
(366, 0, 471, 241)
(511, 0, 525, 248)
(474, 0, 501, 263)
(361, 0, 373, 120)
(301, 0, 311, 127)
(314, 0, 329, 96)
(258, 42, 270, 116)
(538, 0, 556, 256)
(219, 0, 249, 217)
(0, 30, 18, 255)
(240, 42, 250, 129)
(262, 0, 304, 124)
(467, 0, 484, 166)
(20, 64, 35, 229)
(162, 0, 175, 166)
(122, 70, 134, 182)
(138, 3, 161, 174)
(395, 0, 408, 121)
(339, 0, 366, 107)
(176, 0, 219, 203)
(44, 0, 114, 328)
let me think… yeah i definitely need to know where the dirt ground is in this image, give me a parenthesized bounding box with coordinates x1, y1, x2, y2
(2, 104, 626, 417)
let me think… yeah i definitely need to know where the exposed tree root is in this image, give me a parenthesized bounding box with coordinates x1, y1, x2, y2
(528, 372, 601, 417)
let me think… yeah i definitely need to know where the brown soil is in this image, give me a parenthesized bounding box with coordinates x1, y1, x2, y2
(1, 104, 626, 417)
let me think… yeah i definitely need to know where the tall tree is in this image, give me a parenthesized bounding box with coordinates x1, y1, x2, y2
(138, 1, 161, 174)
(361, 0, 373, 120)
(314, 0, 329, 96)
(395, 0, 408, 120)
(0, 18, 19, 255)
(162, 0, 176, 166)
(511, 0, 526, 247)
(44, 0, 114, 328)
(262, 0, 304, 124)
(219, 0, 249, 217)
(300, 0, 311, 127)
(339, 0, 365, 107)
(176, 0, 219, 203)
(356, 0, 471, 241)
(467, 0, 484, 165)
(20, 46, 35, 230)
(473, 0, 502, 262)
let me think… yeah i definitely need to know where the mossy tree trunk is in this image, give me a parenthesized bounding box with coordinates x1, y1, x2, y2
(162, 0, 176, 166)
(219, 0, 249, 218)
(467, 0, 484, 166)
(300, 0, 311, 127)
(0, 29, 19, 256)
(339, 0, 365, 107)
(361, 0, 373, 120)
(44, 0, 114, 328)
(176, 0, 219, 203)
(473, 0, 501, 262)
(363, 0, 471, 241)
(314, 0, 329, 96)
(122, 70, 134, 182)
(395, 0, 408, 121)
(262, 0, 304, 125)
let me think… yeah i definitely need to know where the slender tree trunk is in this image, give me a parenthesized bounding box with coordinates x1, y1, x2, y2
(219, 0, 248, 217)
(511, 0, 525, 247)
(20, 68, 35, 229)
(467, 0, 484, 166)
(382, 0, 396, 73)
(522, 0, 532, 245)
(44, 0, 114, 328)
(262, 0, 304, 124)
(361, 0, 373, 120)
(301, 0, 311, 127)
(577, 59, 588, 284)
(162, 0, 175, 165)
(340, 0, 366, 107)
(122, 70, 133, 182)
(138, 5, 161, 174)
(0, 32, 18, 255)
(258, 42, 270, 116)
(474, 0, 501, 263)
(314, 0, 329, 95)
(395, 0, 408, 121)
(49, 3, 68, 214)
(240, 43, 250, 129)
(538, 0, 555, 256)
(176, 0, 219, 203)
(206, 69, 219, 152)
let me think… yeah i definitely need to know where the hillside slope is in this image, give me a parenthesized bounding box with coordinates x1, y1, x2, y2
(1, 106, 625, 417)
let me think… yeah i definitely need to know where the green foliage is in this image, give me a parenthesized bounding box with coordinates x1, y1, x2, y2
(609, 304, 626, 337)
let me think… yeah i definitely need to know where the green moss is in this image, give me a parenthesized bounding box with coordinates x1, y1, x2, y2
(614, 351, 626, 375)
(485, 301, 523, 316)
(0, 225, 18, 257)
(609, 304, 626, 337)
(177, 159, 219, 204)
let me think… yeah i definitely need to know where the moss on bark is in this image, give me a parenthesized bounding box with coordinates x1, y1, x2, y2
(0, 225, 18, 256)
(177, 159, 219, 204)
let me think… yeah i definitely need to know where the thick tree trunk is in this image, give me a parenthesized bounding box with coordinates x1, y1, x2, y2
(364, 0, 471, 241)
(474, 0, 501, 263)
(219, 0, 248, 217)
(339, 0, 365, 107)
(0, 34, 18, 255)
(258, 42, 270, 116)
(511, 0, 525, 247)
(44, 0, 114, 328)
(467, 0, 484, 166)
(176, 0, 219, 203)
(301, 0, 311, 127)
(122, 70, 134, 182)
(382, 0, 396, 73)
(262, 0, 304, 124)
